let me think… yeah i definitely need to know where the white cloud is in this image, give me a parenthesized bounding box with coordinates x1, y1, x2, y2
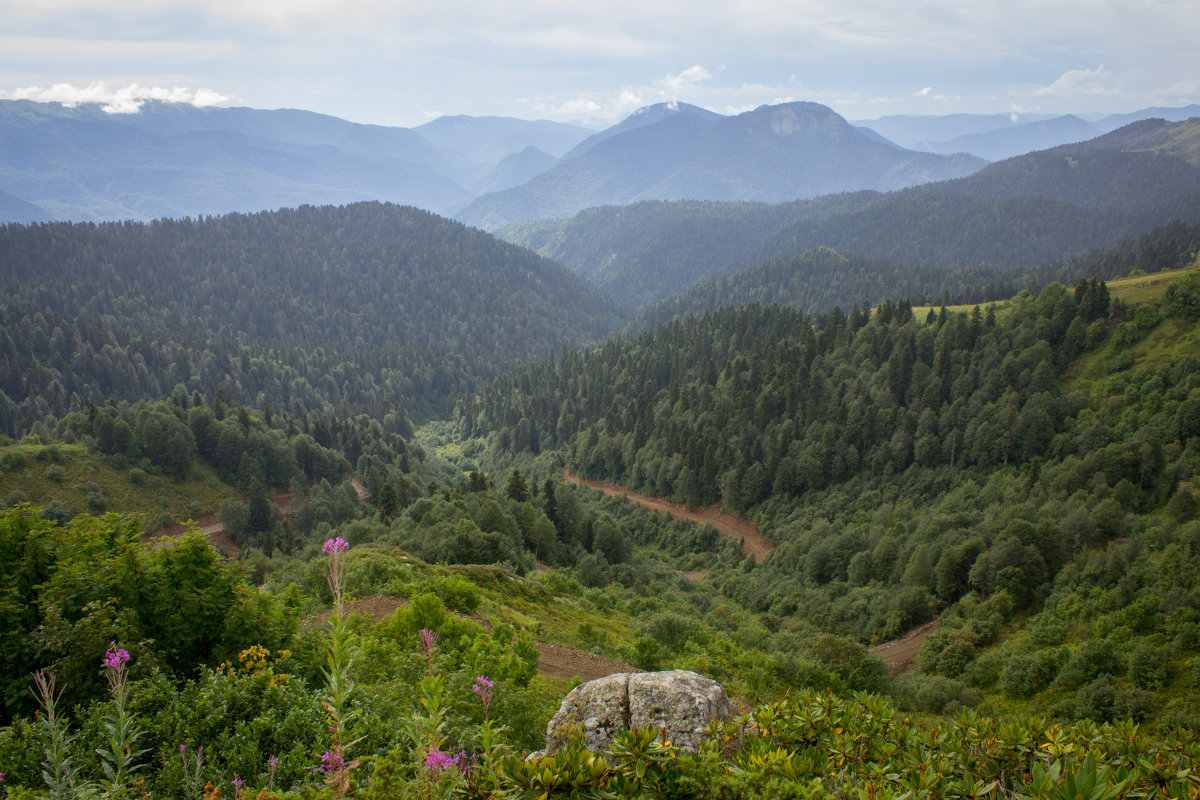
(1032, 65, 1124, 99)
(913, 86, 932, 98)
(664, 65, 712, 91)
(13, 82, 230, 112)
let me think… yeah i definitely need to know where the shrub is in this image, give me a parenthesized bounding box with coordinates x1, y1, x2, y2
(430, 575, 481, 614)
(1055, 639, 1123, 689)
(1, 450, 27, 471)
(999, 652, 1053, 698)
(1128, 643, 1173, 691)
(892, 672, 982, 715)
(1076, 675, 1154, 723)
(41, 499, 74, 525)
(128, 467, 147, 486)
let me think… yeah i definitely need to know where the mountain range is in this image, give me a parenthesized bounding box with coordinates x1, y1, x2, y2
(3, 95, 1199, 245)
(502, 117, 1200, 307)
(859, 104, 1200, 161)
(456, 101, 986, 230)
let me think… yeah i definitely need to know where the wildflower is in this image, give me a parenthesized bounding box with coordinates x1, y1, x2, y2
(424, 748, 457, 774)
(419, 628, 439, 672)
(472, 675, 493, 717)
(268, 755, 279, 771)
(323, 537, 349, 554)
(321, 750, 345, 774)
(103, 646, 130, 670)
(231, 775, 243, 798)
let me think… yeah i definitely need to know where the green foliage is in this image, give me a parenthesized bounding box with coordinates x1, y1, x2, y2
(1164, 271, 1200, 320)
(0, 507, 297, 722)
(0, 203, 623, 436)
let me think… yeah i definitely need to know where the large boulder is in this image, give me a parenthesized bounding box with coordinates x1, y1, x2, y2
(546, 670, 731, 752)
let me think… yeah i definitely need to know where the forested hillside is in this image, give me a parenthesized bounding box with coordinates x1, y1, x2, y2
(0, 202, 624, 435)
(460, 264, 1200, 723)
(627, 247, 1011, 334)
(500, 123, 1200, 308)
(628, 221, 1200, 333)
(499, 195, 877, 308)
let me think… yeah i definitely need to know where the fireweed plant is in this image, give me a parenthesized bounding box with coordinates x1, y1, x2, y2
(96, 644, 147, 799)
(321, 536, 361, 799)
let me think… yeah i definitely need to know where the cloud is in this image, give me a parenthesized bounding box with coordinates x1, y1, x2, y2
(13, 81, 230, 112)
(664, 65, 712, 91)
(1032, 65, 1124, 99)
(913, 86, 932, 98)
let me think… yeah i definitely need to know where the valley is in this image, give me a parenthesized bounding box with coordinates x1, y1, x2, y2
(2, 99, 1200, 798)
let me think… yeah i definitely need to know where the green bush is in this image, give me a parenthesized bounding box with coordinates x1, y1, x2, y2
(892, 672, 982, 715)
(430, 575, 482, 614)
(1128, 643, 1173, 691)
(1, 450, 27, 471)
(1055, 639, 1123, 689)
(999, 652, 1053, 698)
(1076, 674, 1154, 723)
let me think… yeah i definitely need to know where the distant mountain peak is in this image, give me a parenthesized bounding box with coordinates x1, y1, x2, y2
(629, 101, 716, 118)
(739, 101, 849, 137)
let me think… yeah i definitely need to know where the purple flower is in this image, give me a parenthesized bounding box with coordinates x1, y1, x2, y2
(424, 748, 458, 774)
(179, 744, 186, 754)
(102, 646, 130, 670)
(321, 750, 345, 774)
(268, 755, 279, 771)
(231, 776, 243, 795)
(323, 537, 348, 554)
(472, 675, 494, 714)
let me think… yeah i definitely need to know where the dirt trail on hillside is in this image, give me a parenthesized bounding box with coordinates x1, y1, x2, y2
(143, 512, 240, 557)
(869, 621, 937, 677)
(535, 642, 639, 681)
(562, 469, 775, 560)
(140, 494, 297, 558)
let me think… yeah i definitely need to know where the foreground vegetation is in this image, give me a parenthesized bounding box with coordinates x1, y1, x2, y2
(4, 506, 1200, 799)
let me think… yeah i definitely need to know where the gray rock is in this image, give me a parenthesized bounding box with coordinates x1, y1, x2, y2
(546, 669, 731, 752)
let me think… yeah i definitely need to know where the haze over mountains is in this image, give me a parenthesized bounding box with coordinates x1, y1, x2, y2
(4, 95, 1195, 230)
(858, 104, 1200, 161)
(456, 101, 986, 230)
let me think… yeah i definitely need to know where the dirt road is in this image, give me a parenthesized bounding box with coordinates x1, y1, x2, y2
(869, 621, 936, 676)
(562, 469, 775, 560)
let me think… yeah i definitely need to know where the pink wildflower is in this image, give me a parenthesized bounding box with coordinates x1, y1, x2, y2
(424, 748, 457, 774)
(323, 537, 349, 554)
(321, 750, 345, 774)
(472, 675, 494, 717)
(102, 646, 130, 670)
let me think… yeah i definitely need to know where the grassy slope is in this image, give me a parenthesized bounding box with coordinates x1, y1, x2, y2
(911, 259, 1200, 321)
(0, 442, 235, 530)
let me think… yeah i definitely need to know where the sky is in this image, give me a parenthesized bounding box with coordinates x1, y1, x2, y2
(3, 0, 1199, 129)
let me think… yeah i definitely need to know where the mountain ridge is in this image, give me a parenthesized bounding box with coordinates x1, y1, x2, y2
(458, 101, 985, 230)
